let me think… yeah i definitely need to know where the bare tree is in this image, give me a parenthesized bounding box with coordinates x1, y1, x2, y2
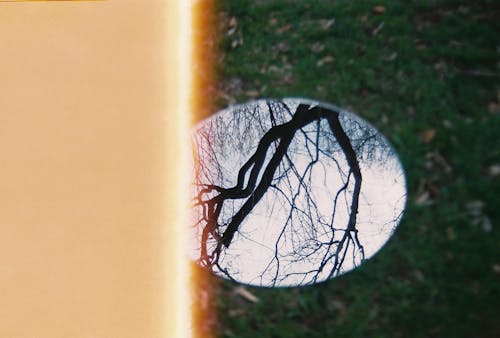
(190, 99, 405, 287)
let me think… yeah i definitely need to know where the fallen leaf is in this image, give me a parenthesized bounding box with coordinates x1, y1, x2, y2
(218, 91, 236, 105)
(283, 74, 294, 84)
(383, 51, 398, 62)
(466, 200, 485, 212)
(457, 5, 470, 15)
(414, 39, 427, 50)
(275, 42, 289, 52)
(465, 200, 484, 209)
(433, 61, 447, 71)
(487, 164, 500, 177)
(421, 128, 436, 143)
(449, 39, 463, 47)
(228, 309, 245, 317)
(481, 216, 493, 233)
(269, 17, 277, 26)
(442, 120, 453, 128)
(275, 24, 292, 34)
(316, 84, 326, 92)
(381, 114, 389, 124)
(488, 102, 500, 114)
(466, 200, 492, 232)
(316, 55, 334, 67)
(231, 37, 243, 49)
(425, 151, 452, 173)
(245, 89, 259, 98)
(226, 77, 243, 91)
(372, 5, 386, 14)
(358, 88, 369, 99)
(234, 286, 259, 303)
(415, 191, 432, 206)
(227, 17, 238, 36)
(229, 17, 237, 28)
(320, 18, 335, 30)
(268, 65, 281, 73)
(330, 299, 346, 314)
(413, 269, 425, 282)
(223, 329, 235, 337)
(372, 21, 384, 36)
(310, 42, 325, 53)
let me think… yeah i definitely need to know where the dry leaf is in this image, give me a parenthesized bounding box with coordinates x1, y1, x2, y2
(283, 74, 294, 84)
(269, 17, 277, 26)
(413, 269, 425, 282)
(330, 299, 346, 314)
(218, 91, 236, 105)
(488, 102, 500, 114)
(433, 61, 447, 71)
(383, 51, 398, 62)
(449, 39, 463, 47)
(482, 216, 493, 232)
(425, 151, 452, 173)
(421, 128, 436, 143)
(487, 164, 500, 177)
(465, 200, 484, 209)
(466, 200, 485, 212)
(372, 21, 384, 36)
(415, 191, 432, 206)
(310, 42, 325, 53)
(245, 89, 259, 98)
(320, 18, 335, 30)
(372, 5, 386, 14)
(231, 37, 243, 48)
(275, 42, 289, 52)
(414, 39, 427, 50)
(268, 65, 281, 73)
(381, 114, 389, 124)
(228, 309, 245, 317)
(229, 17, 237, 28)
(234, 286, 259, 303)
(442, 120, 453, 128)
(275, 24, 292, 34)
(316, 55, 334, 67)
(227, 17, 238, 36)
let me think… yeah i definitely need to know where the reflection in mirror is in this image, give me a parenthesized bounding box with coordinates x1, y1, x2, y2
(190, 99, 406, 287)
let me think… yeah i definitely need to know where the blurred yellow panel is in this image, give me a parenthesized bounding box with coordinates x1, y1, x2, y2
(0, 1, 188, 337)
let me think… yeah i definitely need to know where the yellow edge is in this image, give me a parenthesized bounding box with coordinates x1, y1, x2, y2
(174, 1, 192, 337)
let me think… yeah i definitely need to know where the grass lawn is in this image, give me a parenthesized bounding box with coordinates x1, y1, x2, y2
(192, 1, 500, 337)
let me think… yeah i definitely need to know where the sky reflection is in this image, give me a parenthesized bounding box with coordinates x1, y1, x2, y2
(190, 98, 406, 287)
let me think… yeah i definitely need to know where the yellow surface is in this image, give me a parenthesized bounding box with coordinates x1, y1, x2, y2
(0, 1, 187, 337)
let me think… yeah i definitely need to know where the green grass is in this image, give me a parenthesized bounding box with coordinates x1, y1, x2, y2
(201, 0, 500, 337)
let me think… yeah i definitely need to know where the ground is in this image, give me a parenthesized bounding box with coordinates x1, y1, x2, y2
(192, 1, 500, 337)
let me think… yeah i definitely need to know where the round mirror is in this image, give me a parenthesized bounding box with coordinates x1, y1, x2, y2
(190, 98, 406, 287)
